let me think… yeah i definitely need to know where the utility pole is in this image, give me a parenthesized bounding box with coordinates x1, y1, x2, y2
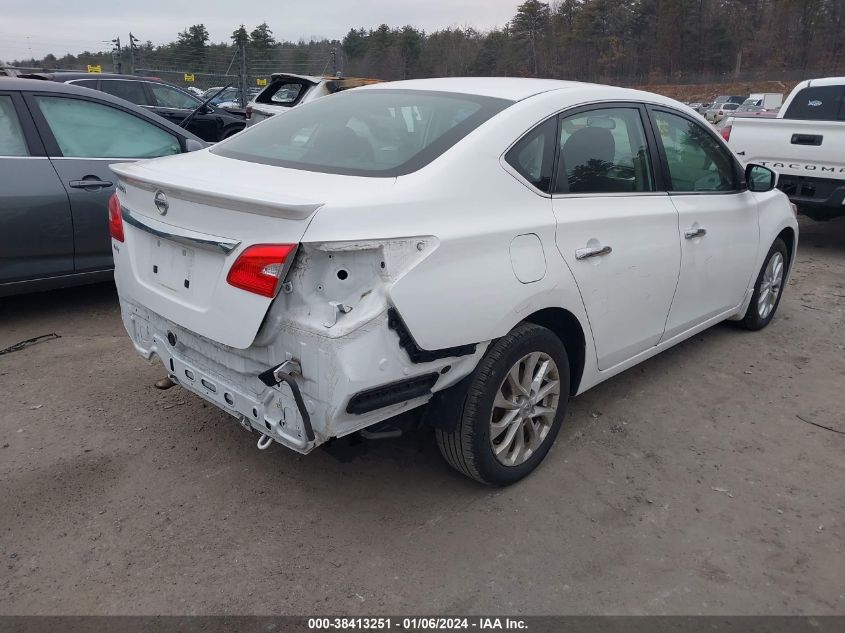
(129, 33, 140, 75)
(111, 36, 122, 73)
(331, 47, 338, 77)
(237, 34, 248, 107)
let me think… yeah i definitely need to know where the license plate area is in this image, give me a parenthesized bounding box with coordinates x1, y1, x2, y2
(150, 238, 195, 294)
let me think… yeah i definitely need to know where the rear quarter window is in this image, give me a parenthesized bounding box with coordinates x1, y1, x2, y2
(784, 86, 845, 120)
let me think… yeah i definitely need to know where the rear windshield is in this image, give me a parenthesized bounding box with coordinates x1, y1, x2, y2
(256, 80, 308, 106)
(784, 86, 845, 120)
(213, 89, 513, 177)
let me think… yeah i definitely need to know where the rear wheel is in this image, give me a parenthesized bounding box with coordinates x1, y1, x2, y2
(436, 323, 569, 486)
(739, 237, 788, 331)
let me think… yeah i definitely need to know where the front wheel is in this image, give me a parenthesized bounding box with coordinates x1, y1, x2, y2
(436, 323, 569, 486)
(739, 237, 788, 331)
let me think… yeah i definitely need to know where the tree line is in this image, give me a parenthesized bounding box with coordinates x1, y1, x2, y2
(10, 0, 845, 85)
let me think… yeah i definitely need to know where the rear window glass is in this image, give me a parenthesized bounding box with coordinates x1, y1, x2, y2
(256, 81, 306, 106)
(784, 86, 845, 120)
(213, 89, 512, 177)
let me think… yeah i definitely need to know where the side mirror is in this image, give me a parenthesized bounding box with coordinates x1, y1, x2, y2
(746, 164, 777, 192)
(184, 138, 206, 153)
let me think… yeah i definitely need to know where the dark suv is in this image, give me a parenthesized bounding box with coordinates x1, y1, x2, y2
(20, 72, 245, 142)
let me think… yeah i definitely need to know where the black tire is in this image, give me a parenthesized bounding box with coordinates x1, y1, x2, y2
(738, 237, 788, 331)
(436, 323, 570, 486)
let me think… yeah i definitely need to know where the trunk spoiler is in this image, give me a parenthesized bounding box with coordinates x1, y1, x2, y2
(110, 163, 324, 220)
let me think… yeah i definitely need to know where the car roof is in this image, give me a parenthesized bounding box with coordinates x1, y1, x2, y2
(18, 71, 160, 82)
(801, 77, 845, 87)
(358, 77, 590, 101)
(357, 77, 693, 112)
(0, 77, 205, 143)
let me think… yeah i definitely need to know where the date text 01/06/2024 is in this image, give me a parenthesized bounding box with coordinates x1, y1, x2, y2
(306, 617, 528, 630)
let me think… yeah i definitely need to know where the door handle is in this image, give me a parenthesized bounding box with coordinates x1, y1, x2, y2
(575, 245, 612, 260)
(69, 179, 113, 189)
(684, 227, 707, 239)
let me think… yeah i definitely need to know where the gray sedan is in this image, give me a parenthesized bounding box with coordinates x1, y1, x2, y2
(0, 79, 205, 296)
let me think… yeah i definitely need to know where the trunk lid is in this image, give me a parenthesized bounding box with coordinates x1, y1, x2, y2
(110, 150, 393, 349)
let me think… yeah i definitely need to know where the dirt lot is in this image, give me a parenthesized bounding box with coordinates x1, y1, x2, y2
(1, 217, 843, 615)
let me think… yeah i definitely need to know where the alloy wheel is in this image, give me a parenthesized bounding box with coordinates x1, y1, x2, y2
(490, 352, 561, 467)
(757, 251, 784, 319)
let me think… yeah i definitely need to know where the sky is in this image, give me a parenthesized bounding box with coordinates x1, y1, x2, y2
(0, 0, 521, 62)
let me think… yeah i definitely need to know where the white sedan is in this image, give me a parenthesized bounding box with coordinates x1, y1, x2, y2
(109, 78, 798, 485)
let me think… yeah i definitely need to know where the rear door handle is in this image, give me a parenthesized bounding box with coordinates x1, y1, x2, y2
(69, 178, 113, 189)
(684, 227, 707, 239)
(575, 245, 612, 260)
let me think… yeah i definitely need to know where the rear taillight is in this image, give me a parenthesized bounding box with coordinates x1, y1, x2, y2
(108, 193, 124, 242)
(226, 244, 297, 297)
(244, 105, 252, 120)
(720, 125, 732, 142)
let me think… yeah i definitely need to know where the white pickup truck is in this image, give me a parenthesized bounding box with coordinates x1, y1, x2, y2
(726, 77, 845, 220)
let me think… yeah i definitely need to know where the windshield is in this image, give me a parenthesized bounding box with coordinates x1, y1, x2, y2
(212, 89, 513, 176)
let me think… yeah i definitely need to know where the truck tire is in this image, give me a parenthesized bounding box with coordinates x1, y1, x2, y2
(436, 323, 569, 486)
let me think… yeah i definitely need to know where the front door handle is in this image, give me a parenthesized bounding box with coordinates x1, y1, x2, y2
(69, 178, 113, 190)
(684, 227, 707, 239)
(575, 245, 613, 260)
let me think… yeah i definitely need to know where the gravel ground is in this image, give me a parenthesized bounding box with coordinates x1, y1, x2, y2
(1, 217, 843, 615)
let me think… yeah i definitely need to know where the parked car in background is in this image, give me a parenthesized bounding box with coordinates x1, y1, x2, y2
(0, 79, 205, 296)
(109, 77, 796, 485)
(744, 92, 784, 110)
(20, 72, 246, 142)
(185, 86, 205, 98)
(712, 94, 747, 106)
(202, 86, 260, 106)
(245, 73, 381, 126)
(706, 101, 740, 123)
(726, 77, 845, 220)
(696, 102, 711, 114)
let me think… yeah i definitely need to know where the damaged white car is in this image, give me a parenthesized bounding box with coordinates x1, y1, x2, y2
(109, 78, 798, 485)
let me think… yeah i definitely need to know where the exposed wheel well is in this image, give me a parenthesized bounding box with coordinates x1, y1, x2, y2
(523, 308, 586, 396)
(777, 227, 796, 274)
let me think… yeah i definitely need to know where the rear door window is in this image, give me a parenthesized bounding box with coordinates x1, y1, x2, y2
(555, 107, 655, 194)
(0, 95, 29, 156)
(98, 80, 151, 105)
(33, 96, 181, 158)
(784, 86, 845, 120)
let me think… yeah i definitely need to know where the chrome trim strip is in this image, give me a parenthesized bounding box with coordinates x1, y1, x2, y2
(551, 191, 670, 199)
(121, 206, 241, 254)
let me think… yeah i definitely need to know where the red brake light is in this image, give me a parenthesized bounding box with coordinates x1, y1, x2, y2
(226, 244, 297, 297)
(108, 193, 124, 242)
(245, 105, 252, 120)
(720, 124, 732, 142)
